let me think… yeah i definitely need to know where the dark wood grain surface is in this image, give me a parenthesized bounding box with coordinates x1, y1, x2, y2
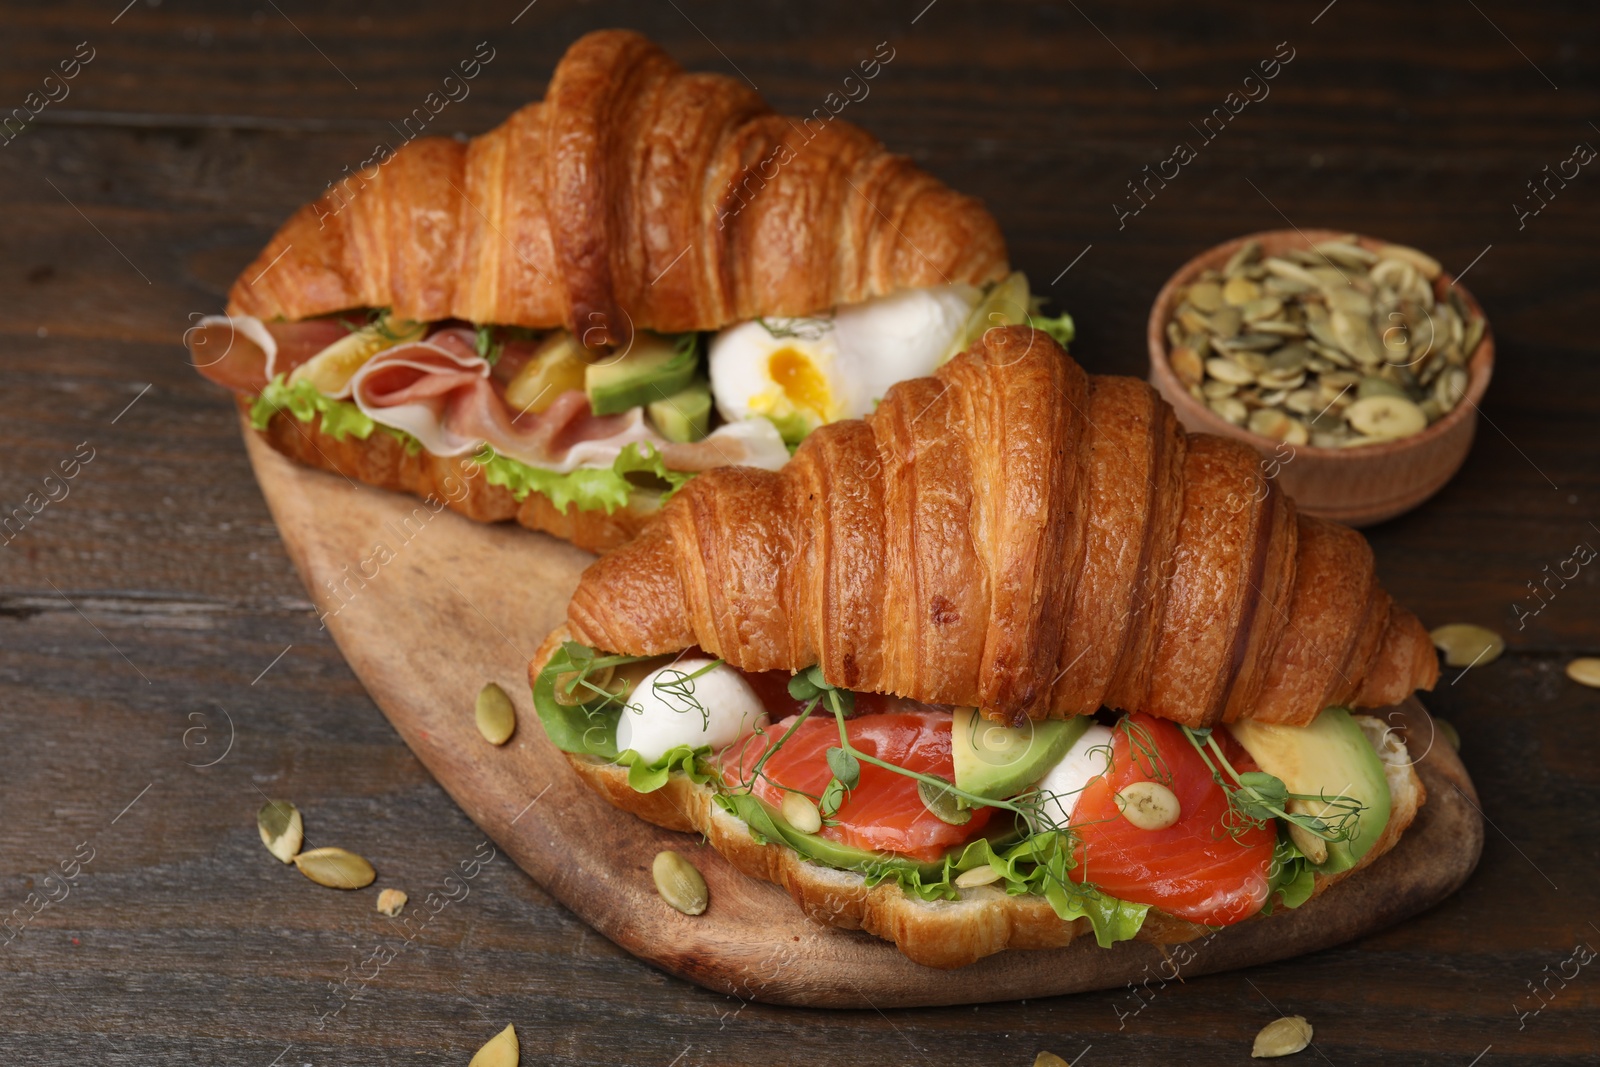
(1, 2, 1596, 1064)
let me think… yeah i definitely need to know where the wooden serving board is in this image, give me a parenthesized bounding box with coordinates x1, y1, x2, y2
(242, 416, 1485, 1009)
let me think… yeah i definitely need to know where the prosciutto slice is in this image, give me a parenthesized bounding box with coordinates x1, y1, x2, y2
(185, 314, 357, 393)
(349, 328, 788, 475)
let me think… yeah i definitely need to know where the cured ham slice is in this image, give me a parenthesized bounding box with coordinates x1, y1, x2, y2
(349, 328, 789, 475)
(186, 315, 353, 393)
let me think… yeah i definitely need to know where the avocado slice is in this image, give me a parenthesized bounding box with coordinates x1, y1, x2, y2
(586, 332, 698, 415)
(943, 272, 1031, 362)
(951, 707, 1093, 800)
(1227, 707, 1392, 874)
(647, 378, 712, 442)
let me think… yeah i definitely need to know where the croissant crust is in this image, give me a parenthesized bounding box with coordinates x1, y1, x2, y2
(566, 327, 1440, 727)
(225, 29, 1007, 339)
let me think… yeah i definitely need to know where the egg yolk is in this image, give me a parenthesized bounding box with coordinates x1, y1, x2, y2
(767, 347, 831, 417)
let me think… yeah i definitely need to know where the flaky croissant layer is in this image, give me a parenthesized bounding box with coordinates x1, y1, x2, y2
(227, 30, 1006, 343)
(567, 326, 1439, 728)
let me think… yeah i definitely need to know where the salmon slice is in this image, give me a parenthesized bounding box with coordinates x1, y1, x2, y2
(1070, 713, 1274, 926)
(720, 708, 993, 862)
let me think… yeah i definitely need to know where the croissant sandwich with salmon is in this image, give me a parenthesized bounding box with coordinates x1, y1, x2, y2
(187, 29, 1073, 553)
(528, 326, 1460, 969)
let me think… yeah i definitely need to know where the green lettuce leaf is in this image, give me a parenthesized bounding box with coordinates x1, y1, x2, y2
(250, 375, 377, 441)
(474, 441, 693, 515)
(1026, 306, 1076, 349)
(1261, 833, 1317, 914)
(615, 744, 714, 794)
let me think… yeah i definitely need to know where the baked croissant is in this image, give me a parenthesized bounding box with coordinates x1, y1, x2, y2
(196, 29, 1011, 554)
(227, 29, 1005, 339)
(567, 326, 1439, 727)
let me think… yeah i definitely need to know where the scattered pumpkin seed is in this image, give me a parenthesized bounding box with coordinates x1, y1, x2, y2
(1167, 235, 1483, 448)
(468, 1024, 519, 1067)
(652, 850, 709, 916)
(955, 865, 1004, 889)
(1565, 657, 1600, 688)
(1114, 780, 1181, 830)
(293, 847, 376, 890)
(376, 888, 408, 916)
(781, 791, 823, 834)
(1033, 1053, 1070, 1067)
(257, 800, 303, 865)
(1429, 623, 1505, 668)
(475, 682, 516, 746)
(1252, 1015, 1314, 1058)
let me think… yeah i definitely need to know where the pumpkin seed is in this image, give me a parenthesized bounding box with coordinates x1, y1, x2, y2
(1434, 366, 1469, 412)
(1033, 1053, 1071, 1067)
(652, 850, 709, 915)
(1187, 281, 1224, 312)
(918, 776, 973, 825)
(1210, 305, 1243, 338)
(1206, 357, 1257, 385)
(1344, 395, 1427, 439)
(1264, 257, 1321, 288)
(1223, 275, 1261, 306)
(376, 888, 408, 916)
(1314, 240, 1378, 267)
(1202, 380, 1239, 399)
(781, 791, 823, 834)
(1379, 243, 1441, 280)
(1284, 388, 1318, 415)
(1357, 375, 1407, 400)
(293, 847, 376, 890)
(1114, 781, 1181, 831)
(469, 1024, 519, 1067)
(257, 800, 303, 865)
(1565, 658, 1600, 688)
(955, 865, 1004, 889)
(1252, 1015, 1314, 1058)
(1429, 623, 1505, 668)
(1170, 345, 1204, 386)
(1223, 240, 1262, 276)
(475, 682, 516, 746)
(1210, 396, 1249, 425)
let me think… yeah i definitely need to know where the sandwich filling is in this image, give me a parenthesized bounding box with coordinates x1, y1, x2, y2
(535, 642, 1409, 947)
(187, 273, 1071, 517)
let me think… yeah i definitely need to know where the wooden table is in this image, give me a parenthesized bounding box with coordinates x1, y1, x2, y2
(2, 2, 1596, 1063)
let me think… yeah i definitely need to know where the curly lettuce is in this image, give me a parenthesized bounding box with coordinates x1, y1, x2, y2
(474, 441, 692, 515)
(250, 376, 694, 513)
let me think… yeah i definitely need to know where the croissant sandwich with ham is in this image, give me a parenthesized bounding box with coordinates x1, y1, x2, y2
(529, 326, 1455, 969)
(187, 29, 1071, 553)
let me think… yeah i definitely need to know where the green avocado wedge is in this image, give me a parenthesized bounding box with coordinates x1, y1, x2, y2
(1227, 706, 1392, 874)
(951, 707, 1093, 800)
(586, 332, 699, 415)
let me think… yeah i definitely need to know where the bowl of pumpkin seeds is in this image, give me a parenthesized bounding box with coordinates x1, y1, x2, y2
(1148, 229, 1493, 526)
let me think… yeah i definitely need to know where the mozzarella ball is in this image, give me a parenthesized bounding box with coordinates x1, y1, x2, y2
(1031, 724, 1116, 832)
(614, 659, 769, 763)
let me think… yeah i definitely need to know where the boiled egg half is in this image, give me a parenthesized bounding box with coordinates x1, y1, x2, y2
(708, 284, 980, 443)
(614, 658, 770, 763)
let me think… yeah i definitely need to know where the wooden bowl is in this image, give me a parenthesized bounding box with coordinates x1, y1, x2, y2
(1147, 229, 1494, 527)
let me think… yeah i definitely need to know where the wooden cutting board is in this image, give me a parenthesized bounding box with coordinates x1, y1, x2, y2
(242, 416, 1485, 1009)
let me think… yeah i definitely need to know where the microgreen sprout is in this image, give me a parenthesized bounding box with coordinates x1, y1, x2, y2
(1179, 725, 1364, 845)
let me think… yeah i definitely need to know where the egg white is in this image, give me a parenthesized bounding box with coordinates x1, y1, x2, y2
(614, 658, 769, 763)
(707, 284, 980, 441)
